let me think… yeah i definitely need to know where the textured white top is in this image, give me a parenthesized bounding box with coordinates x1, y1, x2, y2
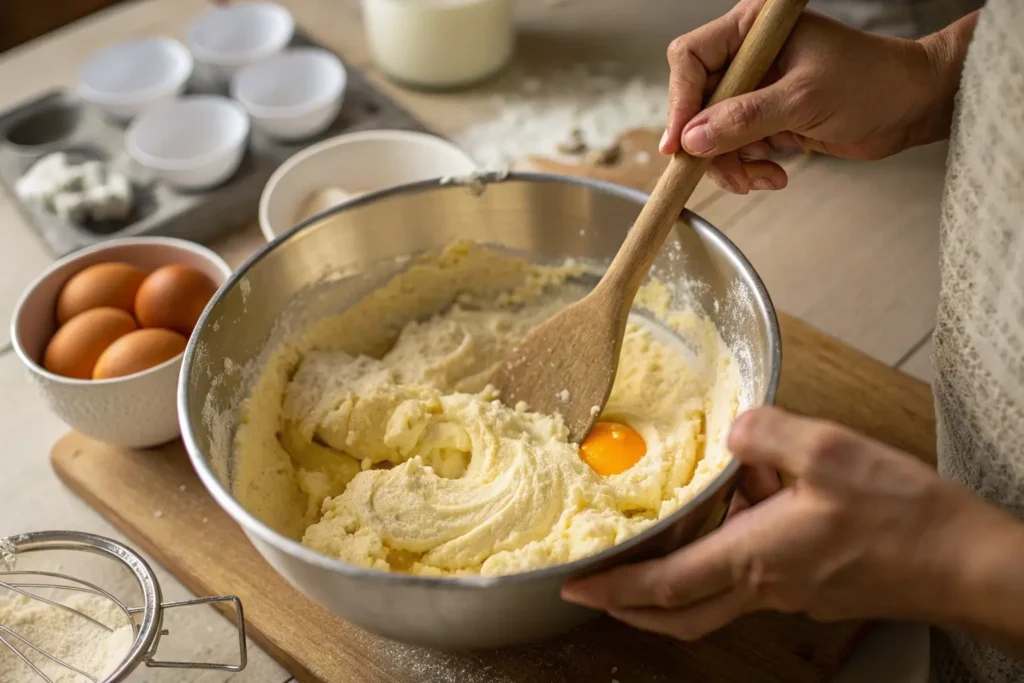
(931, 1, 1024, 681)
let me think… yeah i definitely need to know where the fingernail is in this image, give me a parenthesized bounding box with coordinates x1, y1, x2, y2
(683, 124, 713, 155)
(753, 178, 775, 191)
(659, 129, 670, 152)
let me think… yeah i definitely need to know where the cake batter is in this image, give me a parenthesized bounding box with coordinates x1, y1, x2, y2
(233, 241, 743, 576)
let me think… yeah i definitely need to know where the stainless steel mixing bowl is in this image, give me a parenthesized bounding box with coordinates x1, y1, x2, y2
(179, 173, 781, 650)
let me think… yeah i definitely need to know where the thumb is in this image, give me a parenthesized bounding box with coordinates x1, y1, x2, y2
(681, 79, 795, 157)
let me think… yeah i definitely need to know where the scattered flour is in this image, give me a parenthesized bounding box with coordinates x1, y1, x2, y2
(0, 538, 14, 572)
(0, 592, 135, 683)
(454, 64, 668, 168)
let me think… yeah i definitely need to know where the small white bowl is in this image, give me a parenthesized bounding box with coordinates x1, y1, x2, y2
(126, 95, 250, 191)
(78, 38, 193, 121)
(258, 129, 477, 240)
(231, 48, 346, 141)
(10, 237, 231, 449)
(187, 2, 295, 82)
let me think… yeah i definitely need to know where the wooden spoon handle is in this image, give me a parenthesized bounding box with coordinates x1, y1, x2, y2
(601, 0, 809, 304)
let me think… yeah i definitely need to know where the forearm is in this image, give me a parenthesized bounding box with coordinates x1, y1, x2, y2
(909, 10, 979, 146)
(941, 497, 1024, 655)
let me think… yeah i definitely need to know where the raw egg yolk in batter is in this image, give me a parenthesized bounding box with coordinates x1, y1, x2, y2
(579, 421, 647, 476)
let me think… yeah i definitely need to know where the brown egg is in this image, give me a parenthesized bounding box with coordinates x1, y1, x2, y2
(56, 262, 147, 324)
(134, 264, 217, 336)
(92, 328, 188, 380)
(43, 307, 138, 379)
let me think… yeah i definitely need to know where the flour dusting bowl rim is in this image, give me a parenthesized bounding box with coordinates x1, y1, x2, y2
(180, 173, 781, 595)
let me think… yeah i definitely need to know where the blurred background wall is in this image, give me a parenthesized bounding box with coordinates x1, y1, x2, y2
(0, 0, 991, 57)
(0, 0, 123, 53)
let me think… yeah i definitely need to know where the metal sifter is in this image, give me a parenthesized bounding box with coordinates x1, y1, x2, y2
(0, 530, 247, 682)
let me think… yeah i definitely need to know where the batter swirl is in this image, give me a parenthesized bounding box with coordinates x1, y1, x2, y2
(233, 242, 742, 576)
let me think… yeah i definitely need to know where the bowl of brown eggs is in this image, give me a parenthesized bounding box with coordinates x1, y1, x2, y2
(11, 237, 230, 447)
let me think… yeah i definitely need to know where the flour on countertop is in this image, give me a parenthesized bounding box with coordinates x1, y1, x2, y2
(0, 538, 14, 571)
(454, 64, 668, 168)
(0, 592, 135, 683)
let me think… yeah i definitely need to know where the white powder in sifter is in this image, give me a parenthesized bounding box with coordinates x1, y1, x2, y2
(454, 64, 668, 168)
(0, 592, 135, 683)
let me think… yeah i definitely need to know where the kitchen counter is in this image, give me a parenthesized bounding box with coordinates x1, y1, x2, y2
(0, 1, 942, 681)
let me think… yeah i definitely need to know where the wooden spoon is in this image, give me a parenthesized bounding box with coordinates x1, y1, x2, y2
(491, 0, 808, 443)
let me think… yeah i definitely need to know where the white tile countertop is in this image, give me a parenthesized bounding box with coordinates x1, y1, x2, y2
(0, 0, 941, 680)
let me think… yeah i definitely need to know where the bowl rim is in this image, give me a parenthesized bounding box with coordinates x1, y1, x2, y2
(11, 236, 232, 387)
(230, 47, 347, 120)
(125, 95, 251, 173)
(258, 129, 478, 241)
(181, 172, 782, 589)
(187, 1, 296, 67)
(77, 38, 194, 106)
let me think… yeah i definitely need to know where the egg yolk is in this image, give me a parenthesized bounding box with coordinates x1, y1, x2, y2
(579, 421, 647, 476)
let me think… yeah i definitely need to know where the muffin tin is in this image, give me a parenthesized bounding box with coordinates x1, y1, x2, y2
(0, 32, 428, 257)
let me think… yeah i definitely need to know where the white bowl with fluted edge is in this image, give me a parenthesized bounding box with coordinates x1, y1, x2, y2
(231, 47, 346, 141)
(77, 38, 193, 121)
(187, 1, 295, 82)
(258, 129, 477, 240)
(126, 95, 250, 191)
(10, 237, 231, 449)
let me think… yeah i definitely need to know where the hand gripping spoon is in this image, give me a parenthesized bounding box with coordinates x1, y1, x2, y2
(491, 0, 808, 443)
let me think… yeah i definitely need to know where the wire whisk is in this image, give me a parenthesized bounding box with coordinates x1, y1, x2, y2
(1, 531, 247, 683)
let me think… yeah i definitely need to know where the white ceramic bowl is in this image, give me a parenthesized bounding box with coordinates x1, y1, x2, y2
(231, 48, 346, 141)
(258, 129, 477, 240)
(11, 237, 231, 449)
(361, 0, 514, 89)
(78, 38, 193, 121)
(187, 1, 295, 82)
(126, 95, 250, 191)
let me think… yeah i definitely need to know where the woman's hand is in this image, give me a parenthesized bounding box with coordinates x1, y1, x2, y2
(562, 407, 1024, 643)
(661, 0, 964, 193)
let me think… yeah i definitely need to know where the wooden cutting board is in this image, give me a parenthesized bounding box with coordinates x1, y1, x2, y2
(51, 131, 935, 682)
(51, 313, 935, 683)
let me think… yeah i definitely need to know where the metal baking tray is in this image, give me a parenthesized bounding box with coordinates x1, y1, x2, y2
(0, 32, 428, 257)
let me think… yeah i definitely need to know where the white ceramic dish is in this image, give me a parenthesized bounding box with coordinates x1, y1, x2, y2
(77, 38, 193, 121)
(126, 95, 250, 191)
(187, 1, 295, 82)
(258, 129, 477, 240)
(231, 47, 347, 141)
(10, 237, 231, 449)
